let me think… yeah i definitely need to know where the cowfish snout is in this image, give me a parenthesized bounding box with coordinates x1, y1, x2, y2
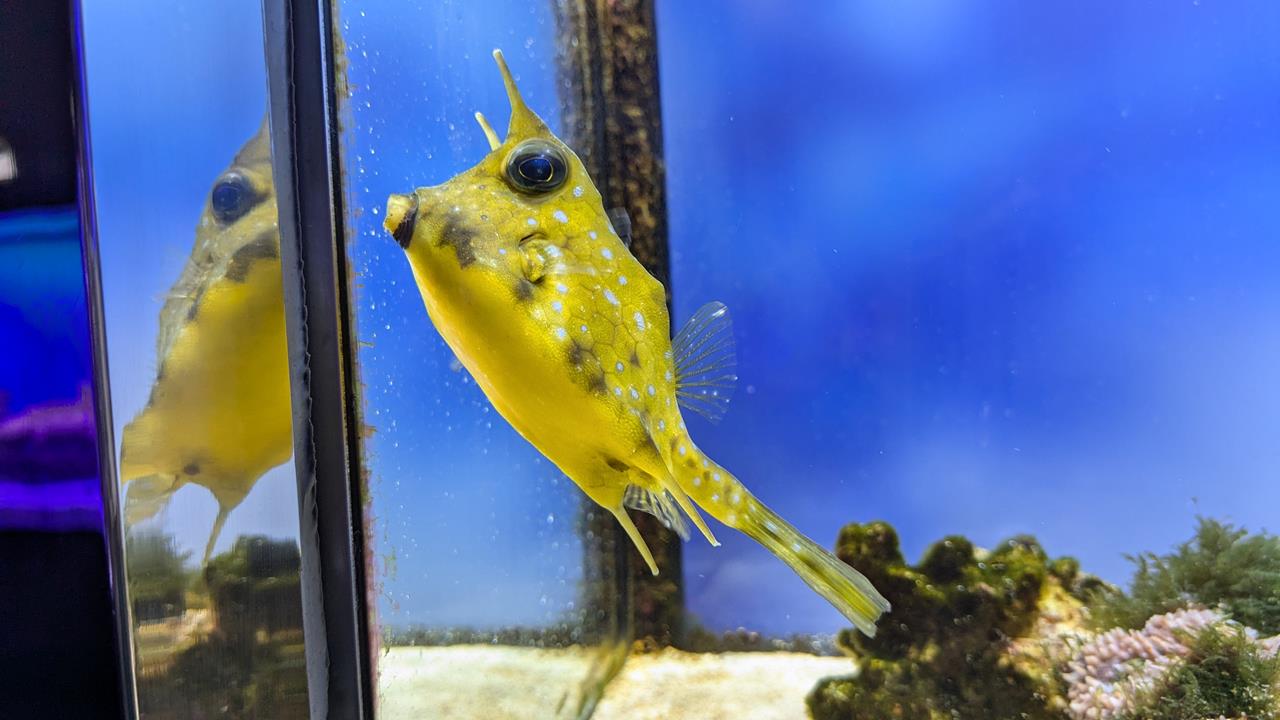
(385, 192, 419, 248)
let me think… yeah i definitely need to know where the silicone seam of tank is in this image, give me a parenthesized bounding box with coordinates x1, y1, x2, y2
(263, 1, 374, 718)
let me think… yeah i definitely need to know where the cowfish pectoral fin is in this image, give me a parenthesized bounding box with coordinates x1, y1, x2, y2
(673, 302, 738, 424)
(611, 506, 659, 576)
(739, 501, 890, 637)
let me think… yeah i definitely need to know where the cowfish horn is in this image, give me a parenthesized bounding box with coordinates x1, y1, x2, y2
(490, 49, 549, 144)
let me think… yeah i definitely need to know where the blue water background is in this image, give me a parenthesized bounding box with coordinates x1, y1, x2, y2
(82, 0, 1280, 636)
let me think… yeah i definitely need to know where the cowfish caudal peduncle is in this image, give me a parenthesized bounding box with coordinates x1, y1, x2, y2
(384, 50, 889, 635)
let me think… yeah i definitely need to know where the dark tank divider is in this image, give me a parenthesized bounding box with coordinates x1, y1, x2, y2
(263, 1, 373, 718)
(554, 0, 685, 647)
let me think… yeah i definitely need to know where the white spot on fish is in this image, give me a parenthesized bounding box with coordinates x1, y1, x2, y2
(792, 542, 803, 552)
(573, 185, 584, 197)
(727, 512, 737, 524)
(551, 300, 563, 313)
(713, 472, 722, 483)
(553, 327, 567, 340)
(614, 387, 623, 397)
(664, 351, 672, 360)
(527, 217, 538, 227)
(647, 384, 656, 396)
(545, 245, 561, 257)
(664, 370, 673, 381)
(634, 312, 646, 331)
(658, 419, 666, 431)
(630, 387, 640, 400)
(603, 289, 619, 305)
(678, 445, 687, 456)
(765, 520, 779, 532)
(452, 205, 460, 213)
(618, 275, 628, 285)
(553, 209, 569, 224)
(730, 491, 741, 506)
(498, 248, 507, 255)
(693, 476, 702, 486)
(580, 324, 588, 333)
(556, 283, 569, 294)
(711, 494, 720, 502)
(601, 248, 614, 260)
(588, 230, 598, 240)
(615, 361, 624, 372)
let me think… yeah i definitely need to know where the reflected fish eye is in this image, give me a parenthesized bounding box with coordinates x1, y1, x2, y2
(505, 140, 568, 194)
(211, 172, 256, 224)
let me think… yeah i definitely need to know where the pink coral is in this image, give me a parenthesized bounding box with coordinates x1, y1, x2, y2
(1061, 608, 1279, 720)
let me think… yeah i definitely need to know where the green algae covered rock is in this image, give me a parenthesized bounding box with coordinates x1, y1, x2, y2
(807, 522, 1090, 720)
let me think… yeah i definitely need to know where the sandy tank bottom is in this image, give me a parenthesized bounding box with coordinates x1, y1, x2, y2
(377, 645, 854, 720)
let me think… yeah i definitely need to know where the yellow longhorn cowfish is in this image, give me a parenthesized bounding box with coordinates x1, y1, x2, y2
(119, 120, 292, 564)
(384, 51, 889, 635)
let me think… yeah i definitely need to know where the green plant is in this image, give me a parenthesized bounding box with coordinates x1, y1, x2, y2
(1090, 517, 1280, 635)
(1117, 625, 1280, 720)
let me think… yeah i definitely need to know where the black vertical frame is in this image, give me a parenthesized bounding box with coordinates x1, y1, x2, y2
(70, 0, 138, 715)
(262, 1, 373, 718)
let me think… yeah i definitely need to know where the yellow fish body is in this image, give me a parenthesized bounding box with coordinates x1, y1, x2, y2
(119, 121, 292, 563)
(385, 51, 888, 635)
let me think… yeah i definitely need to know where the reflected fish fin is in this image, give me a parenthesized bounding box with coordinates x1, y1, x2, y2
(202, 503, 232, 567)
(622, 484, 690, 542)
(673, 301, 738, 424)
(606, 207, 632, 248)
(123, 474, 182, 526)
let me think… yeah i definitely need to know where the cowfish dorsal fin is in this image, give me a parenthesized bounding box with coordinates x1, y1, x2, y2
(673, 301, 738, 423)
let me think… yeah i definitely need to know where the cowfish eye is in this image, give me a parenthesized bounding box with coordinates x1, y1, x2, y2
(505, 140, 568, 194)
(210, 171, 256, 224)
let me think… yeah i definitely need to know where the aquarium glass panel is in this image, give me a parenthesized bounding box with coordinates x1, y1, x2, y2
(82, 2, 308, 717)
(337, 0, 1280, 718)
(333, 1, 636, 716)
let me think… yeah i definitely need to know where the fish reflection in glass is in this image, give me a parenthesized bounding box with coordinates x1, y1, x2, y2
(118, 122, 292, 563)
(384, 51, 889, 636)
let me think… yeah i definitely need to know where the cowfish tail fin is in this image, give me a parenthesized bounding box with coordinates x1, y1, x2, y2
(739, 500, 890, 637)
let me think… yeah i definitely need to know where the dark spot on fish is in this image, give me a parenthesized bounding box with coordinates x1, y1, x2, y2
(226, 235, 280, 283)
(391, 192, 419, 248)
(440, 218, 476, 267)
(587, 372, 608, 395)
(568, 340, 587, 367)
(185, 286, 207, 322)
(702, 471, 712, 483)
(514, 278, 535, 302)
(183, 462, 200, 476)
(669, 436, 679, 452)
(629, 351, 641, 367)
(605, 457, 629, 473)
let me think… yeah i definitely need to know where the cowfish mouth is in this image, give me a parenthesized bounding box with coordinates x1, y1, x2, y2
(385, 192, 419, 248)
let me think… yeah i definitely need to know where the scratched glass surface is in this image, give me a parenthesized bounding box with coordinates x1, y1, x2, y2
(338, 1, 1280, 719)
(83, 2, 307, 717)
